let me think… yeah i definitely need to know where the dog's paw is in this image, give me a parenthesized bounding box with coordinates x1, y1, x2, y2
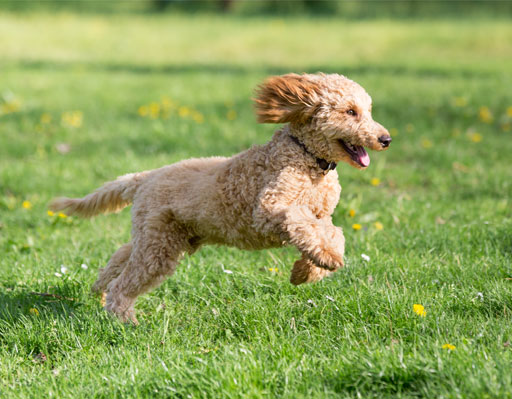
(310, 249, 343, 271)
(290, 257, 333, 285)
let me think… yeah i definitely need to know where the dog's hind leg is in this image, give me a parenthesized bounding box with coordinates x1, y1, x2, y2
(104, 211, 191, 324)
(92, 242, 132, 295)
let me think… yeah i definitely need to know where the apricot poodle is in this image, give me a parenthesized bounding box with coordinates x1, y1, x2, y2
(50, 73, 391, 323)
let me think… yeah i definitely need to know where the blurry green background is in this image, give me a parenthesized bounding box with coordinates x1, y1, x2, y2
(1, 2, 512, 398)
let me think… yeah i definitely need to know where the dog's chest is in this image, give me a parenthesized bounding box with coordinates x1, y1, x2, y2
(297, 173, 341, 218)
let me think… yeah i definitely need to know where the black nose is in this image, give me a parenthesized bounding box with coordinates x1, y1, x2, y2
(378, 135, 392, 148)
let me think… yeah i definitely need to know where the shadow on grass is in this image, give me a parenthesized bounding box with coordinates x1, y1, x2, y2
(8, 59, 497, 79)
(0, 282, 85, 323)
(322, 365, 433, 397)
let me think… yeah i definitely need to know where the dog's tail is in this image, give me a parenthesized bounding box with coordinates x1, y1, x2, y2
(49, 171, 150, 218)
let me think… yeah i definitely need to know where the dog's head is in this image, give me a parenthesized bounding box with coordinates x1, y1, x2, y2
(255, 73, 391, 169)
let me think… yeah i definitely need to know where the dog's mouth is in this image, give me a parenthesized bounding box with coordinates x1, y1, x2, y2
(338, 139, 370, 168)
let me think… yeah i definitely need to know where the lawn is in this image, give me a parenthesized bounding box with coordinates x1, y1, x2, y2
(1, 11, 512, 399)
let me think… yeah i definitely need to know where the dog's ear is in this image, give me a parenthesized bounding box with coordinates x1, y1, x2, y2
(254, 74, 322, 124)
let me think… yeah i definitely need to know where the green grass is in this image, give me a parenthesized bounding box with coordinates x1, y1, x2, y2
(1, 11, 512, 399)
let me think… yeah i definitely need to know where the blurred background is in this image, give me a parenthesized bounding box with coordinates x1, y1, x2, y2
(1, 2, 512, 397)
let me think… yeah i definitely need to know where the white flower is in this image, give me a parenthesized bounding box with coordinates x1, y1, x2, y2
(361, 254, 370, 262)
(81, 263, 88, 270)
(307, 299, 317, 307)
(60, 265, 68, 274)
(476, 292, 484, 301)
(54, 272, 62, 277)
(325, 295, 335, 302)
(223, 269, 233, 274)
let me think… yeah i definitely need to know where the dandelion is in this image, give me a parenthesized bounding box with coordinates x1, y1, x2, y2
(227, 110, 237, 120)
(421, 138, 433, 149)
(268, 267, 278, 272)
(442, 343, 456, 351)
(349, 209, 356, 217)
(468, 132, 482, 143)
(370, 178, 380, 186)
(178, 106, 190, 118)
(352, 223, 362, 231)
(138, 105, 149, 117)
(1, 97, 21, 114)
(192, 111, 204, 124)
(61, 111, 83, 128)
(47, 210, 55, 216)
(149, 102, 160, 119)
(22, 200, 32, 210)
(453, 97, 468, 107)
(361, 254, 370, 262)
(29, 308, 39, 316)
(478, 106, 493, 123)
(40, 113, 52, 124)
(507, 106, 512, 118)
(374, 221, 383, 230)
(57, 212, 67, 218)
(413, 304, 426, 317)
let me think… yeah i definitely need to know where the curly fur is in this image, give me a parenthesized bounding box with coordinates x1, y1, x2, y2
(50, 73, 391, 323)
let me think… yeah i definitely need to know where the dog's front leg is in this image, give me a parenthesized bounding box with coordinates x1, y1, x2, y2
(277, 205, 345, 271)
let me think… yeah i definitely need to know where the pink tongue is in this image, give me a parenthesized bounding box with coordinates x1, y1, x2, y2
(356, 146, 370, 167)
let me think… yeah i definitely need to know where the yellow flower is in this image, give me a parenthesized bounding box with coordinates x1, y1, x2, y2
(478, 106, 493, 123)
(349, 209, 356, 217)
(227, 110, 237, 120)
(57, 212, 67, 218)
(22, 200, 32, 210)
(468, 132, 482, 143)
(374, 221, 383, 230)
(138, 105, 149, 117)
(192, 111, 204, 124)
(442, 343, 456, 351)
(47, 210, 55, 216)
(40, 113, 52, 124)
(413, 304, 426, 317)
(61, 111, 83, 128)
(29, 308, 39, 316)
(507, 106, 512, 117)
(268, 268, 279, 272)
(370, 178, 380, 186)
(453, 97, 467, 107)
(421, 138, 433, 149)
(149, 102, 160, 119)
(352, 223, 362, 231)
(178, 106, 190, 118)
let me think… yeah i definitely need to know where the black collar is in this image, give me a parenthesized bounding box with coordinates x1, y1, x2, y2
(289, 135, 337, 173)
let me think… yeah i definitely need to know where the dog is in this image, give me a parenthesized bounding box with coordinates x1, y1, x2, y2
(50, 73, 391, 323)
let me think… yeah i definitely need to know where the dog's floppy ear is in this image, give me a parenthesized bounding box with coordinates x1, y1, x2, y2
(254, 74, 322, 124)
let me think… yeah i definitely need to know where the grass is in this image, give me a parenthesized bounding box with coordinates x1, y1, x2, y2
(1, 11, 512, 399)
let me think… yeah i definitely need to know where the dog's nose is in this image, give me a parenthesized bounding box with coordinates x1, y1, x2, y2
(378, 135, 392, 148)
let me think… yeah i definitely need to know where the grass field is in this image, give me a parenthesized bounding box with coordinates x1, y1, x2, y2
(1, 11, 512, 398)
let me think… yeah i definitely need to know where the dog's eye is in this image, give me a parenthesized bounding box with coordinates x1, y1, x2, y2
(346, 109, 357, 116)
